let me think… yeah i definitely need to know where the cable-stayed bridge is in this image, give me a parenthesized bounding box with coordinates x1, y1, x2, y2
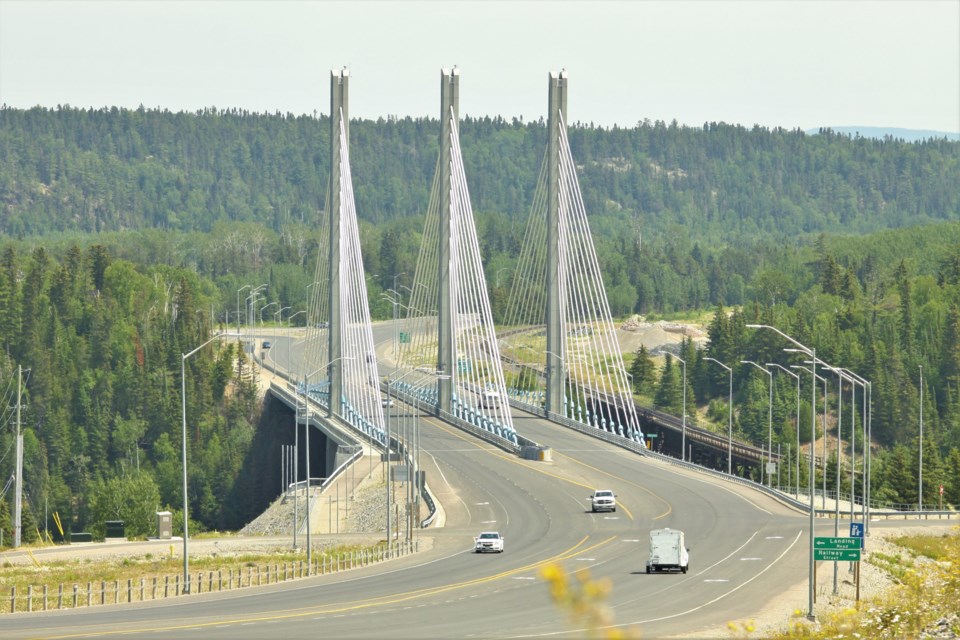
(276, 67, 645, 482)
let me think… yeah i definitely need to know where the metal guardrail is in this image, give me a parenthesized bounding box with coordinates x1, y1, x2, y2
(506, 395, 960, 520)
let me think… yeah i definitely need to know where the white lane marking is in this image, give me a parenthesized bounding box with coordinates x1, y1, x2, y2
(512, 576, 537, 580)
(622, 539, 641, 542)
(514, 530, 805, 638)
(765, 536, 784, 540)
(703, 579, 730, 583)
(603, 516, 620, 520)
(475, 502, 490, 505)
(740, 557, 762, 561)
(576, 558, 596, 561)
(481, 520, 497, 524)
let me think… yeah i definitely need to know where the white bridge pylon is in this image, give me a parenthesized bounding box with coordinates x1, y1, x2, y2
(501, 71, 644, 444)
(400, 68, 518, 444)
(303, 70, 386, 447)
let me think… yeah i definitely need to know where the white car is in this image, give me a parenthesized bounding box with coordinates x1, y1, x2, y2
(589, 489, 617, 513)
(474, 531, 504, 553)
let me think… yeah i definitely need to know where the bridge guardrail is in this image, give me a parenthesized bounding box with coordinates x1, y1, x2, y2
(512, 396, 960, 520)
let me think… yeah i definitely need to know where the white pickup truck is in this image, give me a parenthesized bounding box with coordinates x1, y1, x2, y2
(646, 528, 689, 573)
(589, 489, 617, 513)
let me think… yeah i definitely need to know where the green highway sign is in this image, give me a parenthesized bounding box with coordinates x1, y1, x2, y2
(815, 537, 861, 550)
(814, 548, 861, 562)
(399, 332, 410, 344)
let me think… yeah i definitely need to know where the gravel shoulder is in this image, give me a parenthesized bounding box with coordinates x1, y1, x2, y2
(674, 522, 959, 638)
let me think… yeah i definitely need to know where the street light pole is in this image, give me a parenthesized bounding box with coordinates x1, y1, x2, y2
(839, 367, 871, 533)
(746, 324, 817, 621)
(919, 364, 923, 512)
(675, 355, 687, 462)
(181, 332, 224, 594)
(704, 357, 733, 474)
(237, 285, 252, 346)
(768, 363, 800, 496)
(742, 360, 773, 486)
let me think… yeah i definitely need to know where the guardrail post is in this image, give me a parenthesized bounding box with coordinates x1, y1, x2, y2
(10, 586, 15, 613)
(164, 576, 169, 598)
(140, 578, 144, 601)
(73, 584, 78, 608)
(28, 585, 33, 612)
(43, 584, 48, 610)
(127, 579, 132, 602)
(86, 582, 91, 606)
(175, 575, 180, 596)
(114, 580, 119, 604)
(218, 569, 222, 591)
(57, 584, 63, 610)
(101, 580, 106, 604)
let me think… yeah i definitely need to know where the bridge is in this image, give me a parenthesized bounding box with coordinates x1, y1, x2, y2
(5, 67, 953, 640)
(270, 68, 780, 494)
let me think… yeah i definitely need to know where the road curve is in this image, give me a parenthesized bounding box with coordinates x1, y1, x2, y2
(2, 327, 817, 638)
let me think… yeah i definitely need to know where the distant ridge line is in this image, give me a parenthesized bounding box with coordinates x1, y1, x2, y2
(807, 126, 960, 142)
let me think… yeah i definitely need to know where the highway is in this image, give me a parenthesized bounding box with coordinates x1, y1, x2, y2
(2, 327, 816, 638)
(2, 413, 811, 637)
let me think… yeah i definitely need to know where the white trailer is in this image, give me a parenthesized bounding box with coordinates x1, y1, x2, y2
(646, 528, 689, 574)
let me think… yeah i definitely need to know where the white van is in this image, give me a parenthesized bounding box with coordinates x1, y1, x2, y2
(646, 528, 689, 574)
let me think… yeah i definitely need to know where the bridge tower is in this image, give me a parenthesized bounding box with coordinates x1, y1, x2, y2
(398, 68, 518, 444)
(500, 71, 643, 444)
(437, 68, 458, 414)
(328, 68, 348, 417)
(545, 70, 568, 417)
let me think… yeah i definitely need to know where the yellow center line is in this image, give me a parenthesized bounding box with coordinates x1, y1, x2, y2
(429, 418, 673, 521)
(429, 419, 639, 517)
(36, 535, 618, 639)
(550, 450, 672, 520)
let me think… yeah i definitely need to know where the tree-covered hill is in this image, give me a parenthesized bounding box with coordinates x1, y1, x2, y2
(2, 106, 958, 241)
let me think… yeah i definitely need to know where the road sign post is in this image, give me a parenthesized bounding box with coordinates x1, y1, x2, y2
(814, 536, 862, 599)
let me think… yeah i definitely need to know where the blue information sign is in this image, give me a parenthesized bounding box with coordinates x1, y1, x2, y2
(850, 522, 864, 548)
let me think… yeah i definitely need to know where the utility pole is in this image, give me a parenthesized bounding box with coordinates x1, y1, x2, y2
(14, 365, 23, 547)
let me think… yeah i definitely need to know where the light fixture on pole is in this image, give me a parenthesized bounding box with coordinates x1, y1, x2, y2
(745, 324, 817, 622)
(675, 355, 688, 462)
(382, 366, 433, 552)
(181, 332, 225, 593)
(839, 368, 872, 534)
(237, 285, 252, 345)
(411, 372, 450, 541)
(838, 367, 871, 537)
(704, 357, 733, 475)
(742, 360, 773, 487)
(301, 355, 355, 573)
(919, 364, 923, 512)
(768, 363, 800, 496)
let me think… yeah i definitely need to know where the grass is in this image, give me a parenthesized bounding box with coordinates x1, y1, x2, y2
(0, 540, 386, 613)
(763, 528, 960, 639)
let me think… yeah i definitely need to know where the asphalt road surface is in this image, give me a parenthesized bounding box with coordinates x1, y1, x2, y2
(3, 327, 818, 639)
(2, 409, 815, 639)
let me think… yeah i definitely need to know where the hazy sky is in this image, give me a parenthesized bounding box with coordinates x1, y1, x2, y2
(1, 1, 958, 133)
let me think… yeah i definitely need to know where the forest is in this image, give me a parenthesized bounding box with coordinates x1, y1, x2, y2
(0, 105, 958, 542)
